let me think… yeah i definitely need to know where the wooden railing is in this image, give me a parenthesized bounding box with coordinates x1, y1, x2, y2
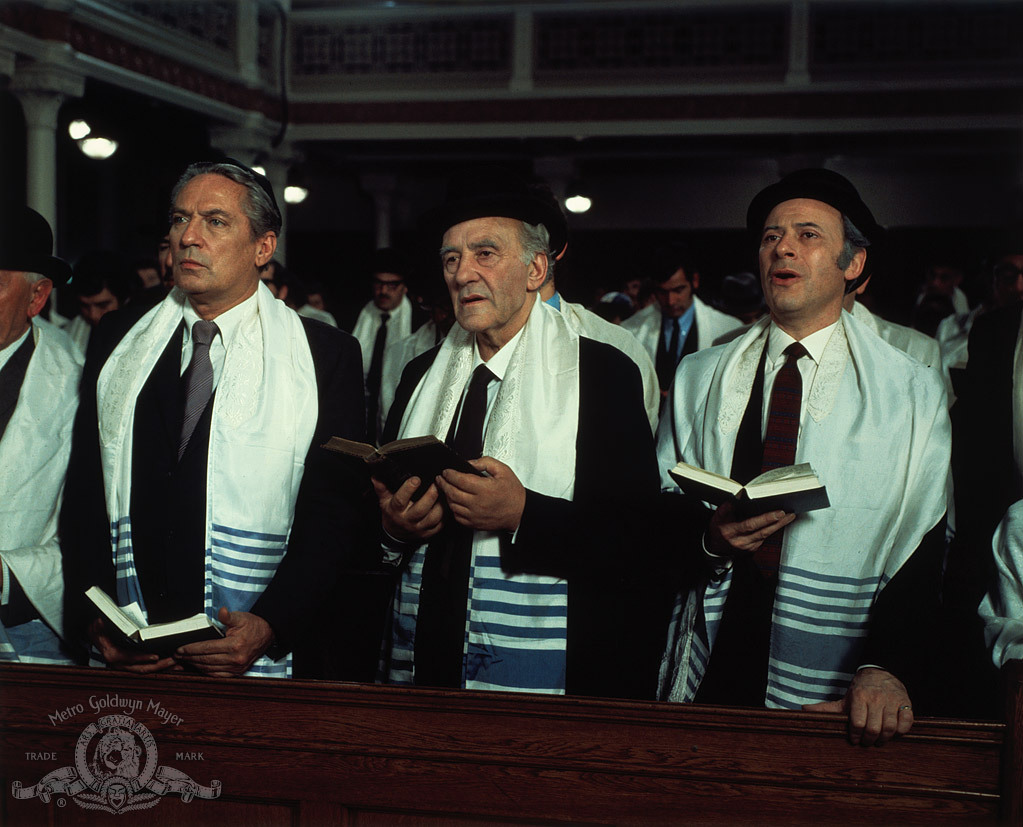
(1, 662, 1019, 825)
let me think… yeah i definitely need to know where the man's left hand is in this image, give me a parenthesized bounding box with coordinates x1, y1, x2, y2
(174, 607, 275, 677)
(803, 667, 914, 746)
(437, 457, 525, 533)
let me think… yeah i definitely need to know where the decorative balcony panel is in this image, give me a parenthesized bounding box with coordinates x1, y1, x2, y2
(534, 8, 790, 84)
(105, 1, 237, 56)
(291, 16, 513, 91)
(811, 2, 1023, 78)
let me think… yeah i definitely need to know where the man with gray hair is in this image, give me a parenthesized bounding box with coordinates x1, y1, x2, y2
(0, 206, 80, 664)
(377, 169, 668, 698)
(62, 160, 366, 679)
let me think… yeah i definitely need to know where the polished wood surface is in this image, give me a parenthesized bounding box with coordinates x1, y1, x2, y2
(1, 662, 1018, 825)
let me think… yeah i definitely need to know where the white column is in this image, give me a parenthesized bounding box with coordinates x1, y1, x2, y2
(261, 151, 295, 263)
(10, 63, 84, 239)
(360, 174, 397, 250)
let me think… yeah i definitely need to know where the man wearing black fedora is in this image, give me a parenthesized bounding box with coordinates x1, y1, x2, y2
(656, 169, 950, 745)
(375, 168, 671, 699)
(0, 206, 81, 664)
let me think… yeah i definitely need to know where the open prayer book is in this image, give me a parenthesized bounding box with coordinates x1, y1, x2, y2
(668, 461, 830, 516)
(322, 434, 483, 500)
(85, 586, 224, 657)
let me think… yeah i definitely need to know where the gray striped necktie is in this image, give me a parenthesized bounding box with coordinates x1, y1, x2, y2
(179, 319, 218, 460)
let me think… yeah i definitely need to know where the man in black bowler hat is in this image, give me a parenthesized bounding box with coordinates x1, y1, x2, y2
(61, 161, 367, 678)
(656, 169, 950, 745)
(0, 206, 80, 664)
(376, 167, 669, 698)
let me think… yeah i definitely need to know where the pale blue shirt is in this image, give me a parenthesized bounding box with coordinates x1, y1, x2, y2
(662, 302, 696, 361)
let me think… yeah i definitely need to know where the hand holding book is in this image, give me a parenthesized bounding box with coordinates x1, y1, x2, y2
(668, 461, 829, 517)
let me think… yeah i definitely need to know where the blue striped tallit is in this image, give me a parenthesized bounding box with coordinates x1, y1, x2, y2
(384, 299, 579, 693)
(657, 312, 950, 707)
(0, 620, 74, 664)
(0, 320, 82, 664)
(464, 541, 567, 693)
(111, 517, 292, 678)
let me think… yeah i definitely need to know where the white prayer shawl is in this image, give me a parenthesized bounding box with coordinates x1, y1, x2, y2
(656, 312, 950, 708)
(387, 297, 579, 693)
(352, 295, 413, 380)
(558, 298, 660, 435)
(622, 295, 743, 367)
(96, 285, 318, 678)
(63, 314, 91, 358)
(0, 319, 82, 664)
(379, 321, 441, 430)
(980, 500, 1023, 668)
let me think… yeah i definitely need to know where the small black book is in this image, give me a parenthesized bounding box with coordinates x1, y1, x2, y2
(85, 586, 224, 658)
(667, 461, 830, 517)
(322, 434, 482, 499)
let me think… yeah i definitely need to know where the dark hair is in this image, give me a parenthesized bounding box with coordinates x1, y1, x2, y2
(649, 243, 698, 284)
(169, 161, 282, 238)
(72, 251, 135, 303)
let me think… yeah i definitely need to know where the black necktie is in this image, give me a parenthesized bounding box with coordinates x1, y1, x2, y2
(755, 342, 807, 578)
(179, 320, 218, 460)
(448, 364, 496, 460)
(656, 318, 681, 391)
(366, 311, 390, 441)
(416, 364, 496, 688)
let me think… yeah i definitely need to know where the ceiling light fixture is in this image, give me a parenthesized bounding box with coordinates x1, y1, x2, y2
(77, 136, 119, 160)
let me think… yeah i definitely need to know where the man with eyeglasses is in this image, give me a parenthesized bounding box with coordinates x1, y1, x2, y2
(622, 243, 742, 402)
(352, 248, 419, 442)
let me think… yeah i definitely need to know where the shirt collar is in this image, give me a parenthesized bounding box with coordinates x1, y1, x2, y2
(472, 322, 525, 382)
(0, 325, 31, 374)
(766, 318, 840, 367)
(182, 290, 258, 348)
(663, 301, 695, 331)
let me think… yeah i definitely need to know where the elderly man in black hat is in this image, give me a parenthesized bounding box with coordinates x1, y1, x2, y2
(61, 161, 366, 679)
(376, 169, 668, 699)
(655, 169, 950, 745)
(0, 207, 81, 664)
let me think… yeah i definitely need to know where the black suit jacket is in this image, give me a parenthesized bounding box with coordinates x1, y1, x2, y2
(384, 335, 675, 699)
(61, 298, 369, 673)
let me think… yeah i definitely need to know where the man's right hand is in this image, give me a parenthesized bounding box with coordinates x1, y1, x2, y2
(88, 617, 178, 673)
(373, 476, 445, 542)
(706, 499, 795, 557)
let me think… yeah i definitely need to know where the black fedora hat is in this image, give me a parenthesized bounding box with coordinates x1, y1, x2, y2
(420, 167, 568, 260)
(0, 206, 72, 285)
(746, 168, 884, 244)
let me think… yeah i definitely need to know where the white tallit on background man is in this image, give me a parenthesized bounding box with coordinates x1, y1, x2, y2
(351, 248, 420, 442)
(0, 207, 80, 664)
(657, 169, 949, 745)
(61, 161, 366, 679)
(376, 170, 668, 699)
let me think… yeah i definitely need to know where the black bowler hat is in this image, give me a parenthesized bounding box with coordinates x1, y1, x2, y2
(421, 167, 569, 260)
(0, 206, 72, 285)
(746, 168, 884, 244)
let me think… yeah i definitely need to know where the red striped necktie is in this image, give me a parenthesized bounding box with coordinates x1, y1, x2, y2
(755, 341, 807, 578)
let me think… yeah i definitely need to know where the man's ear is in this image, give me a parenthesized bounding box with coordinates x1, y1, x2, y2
(525, 252, 548, 293)
(843, 248, 867, 287)
(27, 278, 53, 319)
(691, 271, 700, 291)
(255, 232, 277, 269)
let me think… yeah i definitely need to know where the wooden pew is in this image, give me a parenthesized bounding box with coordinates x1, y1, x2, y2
(1, 662, 1019, 825)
